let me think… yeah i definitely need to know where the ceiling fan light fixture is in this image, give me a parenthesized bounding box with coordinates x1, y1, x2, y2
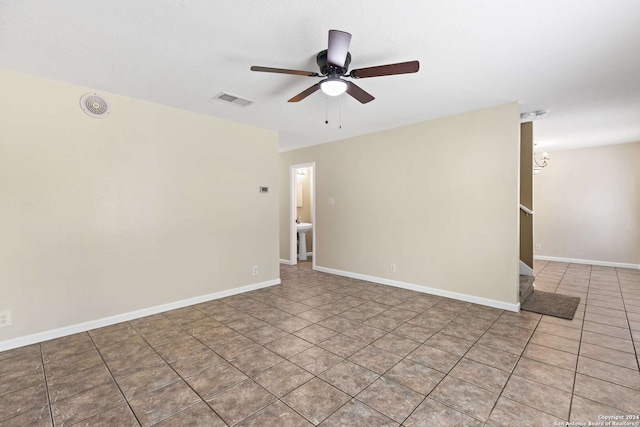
(320, 79, 347, 96)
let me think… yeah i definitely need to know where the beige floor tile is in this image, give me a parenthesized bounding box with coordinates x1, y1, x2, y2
(349, 345, 403, 374)
(540, 314, 583, 330)
(230, 346, 284, 377)
(584, 312, 629, 329)
(362, 315, 405, 331)
(391, 323, 438, 342)
(45, 349, 106, 380)
(253, 360, 314, 397)
(522, 343, 577, 371)
(582, 320, 631, 340)
(574, 373, 640, 413)
(265, 334, 314, 358)
(579, 342, 638, 370)
(404, 398, 482, 427)
(585, 305, 627, 319)
(169, 347, 224, 377)
(383, 359, 444, 395)
(569, 396, 622, 423)
(184, 361, 247, 400)
(282, 378, 350, 425)
(320, 399, 398, 427)
(153, 336, 207, 362)
(465, 343, 519, 372)
(430, 376, 499, 422)
(513, 357, 575, 392)
(206, 379, 276, 426)
(319, 360, 379, 396)
(487, 396, 564, 427)
(294, 324, 338, 344)
(534, 322, 582, 340)
(237, 400, 313, 427)
(208, 335, 262, 360)
(449, 358, 510, 393)
(342, 324, 387, 344)
(580, 330, 636, 353)
(356, 377, 425, 423)
(317, 334, 368, 358)
(0, 383, 49, 423)
(154, 402, 226, 427)
(425, 332, 475, 356)
(243, 324, 289, 345)
(406, 344, 461, 373)
(290, 346, 343, 375)
(371, 333, 421, 357)
(488, 322, 534, 342)
(0, 365, 45, 399)
(71, 404, 139, 427)
(52, 381, 125, 426)
(114, 363, 179, 401)
(530, 331, 580, 354)
(476, 331, 528, 355)
(502, 375, 571, 419)
(93, 336, 149, 362)
(577, 356, 640, 390)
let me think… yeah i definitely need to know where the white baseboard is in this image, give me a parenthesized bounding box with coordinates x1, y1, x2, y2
(535, 255, 640, 270)
(280, 255, 314, 264)
(313, 266, 520, 312)
(0, 278, 281, 353)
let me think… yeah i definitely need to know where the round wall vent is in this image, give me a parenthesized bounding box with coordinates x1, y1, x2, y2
(79, 93, 110, 118)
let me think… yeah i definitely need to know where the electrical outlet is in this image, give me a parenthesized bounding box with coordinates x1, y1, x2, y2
(535, 244, 541, 251)
(390, 264, 397, 273)
(252, 266, 259, 276)
(0, 310, 12, 327)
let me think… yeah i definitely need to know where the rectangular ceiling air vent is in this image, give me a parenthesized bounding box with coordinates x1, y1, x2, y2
(213, 92, 254, 107)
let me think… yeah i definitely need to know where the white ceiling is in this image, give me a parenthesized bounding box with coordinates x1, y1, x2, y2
(1, 0, 639, 152)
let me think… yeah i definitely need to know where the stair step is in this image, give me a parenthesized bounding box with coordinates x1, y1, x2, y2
(519, 275, 535, 303)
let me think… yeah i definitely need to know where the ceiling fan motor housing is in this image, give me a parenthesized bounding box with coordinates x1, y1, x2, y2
(317, 50, 351, 76)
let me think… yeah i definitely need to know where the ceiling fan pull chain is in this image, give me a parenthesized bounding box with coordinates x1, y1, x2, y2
(325, 95, 329, 124)
(339, 96, 342, 129)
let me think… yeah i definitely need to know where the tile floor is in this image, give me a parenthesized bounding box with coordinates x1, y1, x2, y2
(1, 260, 639, 426)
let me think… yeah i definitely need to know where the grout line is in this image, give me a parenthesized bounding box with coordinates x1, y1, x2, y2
(87, 330, 144, 427)
(38, 343, 56, 426)
(616, 267, 640, 373)
(567, 262, 591, 422)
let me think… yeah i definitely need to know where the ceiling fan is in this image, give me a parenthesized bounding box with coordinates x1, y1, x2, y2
(251, 30, 419, 104)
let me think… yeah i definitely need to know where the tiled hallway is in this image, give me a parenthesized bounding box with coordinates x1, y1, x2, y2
(1, 261, 639, 426)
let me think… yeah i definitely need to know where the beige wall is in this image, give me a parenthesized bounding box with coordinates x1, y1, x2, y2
(280, 103, 521, 305)
(0, 69, 279, 343)
(534, 142, 640, 265)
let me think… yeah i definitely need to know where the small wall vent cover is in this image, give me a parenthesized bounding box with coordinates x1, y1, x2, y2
(213, 92, 254, 107)
(80, 93, 110, 118)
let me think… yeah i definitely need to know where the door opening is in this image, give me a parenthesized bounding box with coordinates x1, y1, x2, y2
(290, 163, 316, 267)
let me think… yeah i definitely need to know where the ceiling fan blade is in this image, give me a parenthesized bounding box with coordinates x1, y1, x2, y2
(327, 30, 352, 67)
(346, 81, 375, 104)
(349, 60, 420, 78)
(251, 66, 319, 77)
(288, 83, 321, 102)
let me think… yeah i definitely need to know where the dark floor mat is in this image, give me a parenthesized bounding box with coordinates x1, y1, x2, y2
(521, 290, 580, 320)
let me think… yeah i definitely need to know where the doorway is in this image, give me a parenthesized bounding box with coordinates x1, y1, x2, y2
(289, 163, 316, 267)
